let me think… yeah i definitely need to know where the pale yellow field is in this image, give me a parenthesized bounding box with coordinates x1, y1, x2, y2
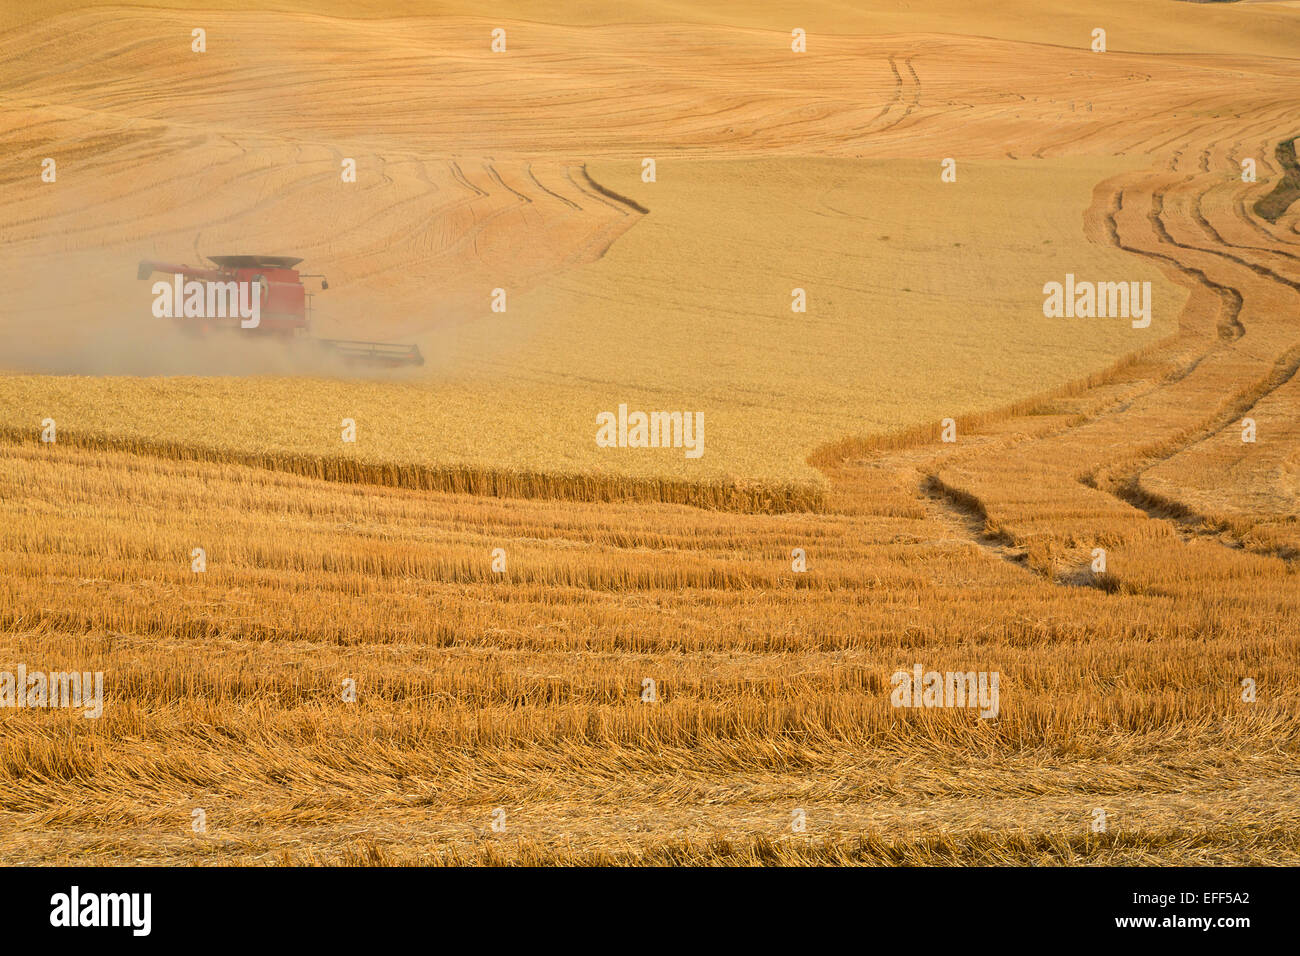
(1, 6, 1223, 496)
(1, 1, 1298, 868)
(0, 155, 1180, 495)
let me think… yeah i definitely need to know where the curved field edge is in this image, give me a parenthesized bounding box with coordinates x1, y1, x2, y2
(807, 336, 1179, 467)
(0, 426, 825, 514)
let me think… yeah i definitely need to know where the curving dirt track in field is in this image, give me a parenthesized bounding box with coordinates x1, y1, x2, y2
(824, 138, 1300, 576)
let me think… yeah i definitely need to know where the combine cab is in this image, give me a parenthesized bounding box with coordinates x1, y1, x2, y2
(137, 254, 424, 367)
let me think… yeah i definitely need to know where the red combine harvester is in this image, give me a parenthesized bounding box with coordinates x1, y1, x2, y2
(136, 254, 424, 367)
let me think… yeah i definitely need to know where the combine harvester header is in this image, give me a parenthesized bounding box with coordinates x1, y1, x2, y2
(137, 254, 424, 367)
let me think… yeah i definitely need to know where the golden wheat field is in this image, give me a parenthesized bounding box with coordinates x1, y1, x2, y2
(0, 0, 1298, 872)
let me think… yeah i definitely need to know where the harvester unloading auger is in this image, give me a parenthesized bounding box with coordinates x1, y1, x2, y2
(137, 255, 424, 367)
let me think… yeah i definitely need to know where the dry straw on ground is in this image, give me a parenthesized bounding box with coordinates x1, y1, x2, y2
(0, 0, 1297, 865)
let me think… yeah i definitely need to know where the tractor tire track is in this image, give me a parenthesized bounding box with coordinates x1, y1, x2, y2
(1151, 181, 1300, 295)
(863, 55, 904, 132)
(483, 162, 532, 204)
(1105, 185, 1245, 341)
(1084, 340, 1300, 563)
(874, 158, 1297, 582)
(1191, 175, 1300, 267)
(873, 56, 919, 134)
(449, 160, 488, 198)
(526, 163, 581, 210)
(572, 164, 649, 215)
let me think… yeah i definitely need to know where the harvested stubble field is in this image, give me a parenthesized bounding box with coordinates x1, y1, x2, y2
(0, 0, 1298, 866)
